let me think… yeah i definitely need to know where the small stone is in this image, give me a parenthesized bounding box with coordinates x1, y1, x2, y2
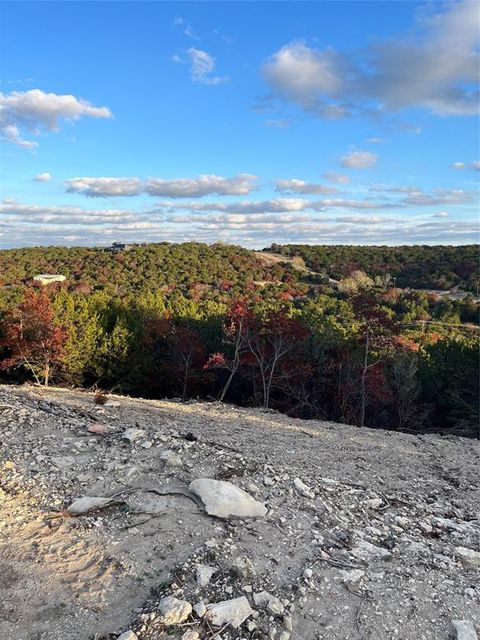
(339, 569, 365, 583)
(66, 496, 114, 515)
(365, 497, 383, 509)
(233, 555, 256, 579)
(350, 540, 392, 563)
(264, 477, 275, 486)
(455, 547, 480, 569)
(159, 449, 183, 467)
(87, 422, 109, 435)
(117, 632, 138, 640)
(158, 596, 192, 625)
(189, 478, 267, 519)
(181, 631, 200, 640)
(267, 596, 285, 616)
(122, 428, 145, 442)
(279, 633, 291, 640)
(196, 564, 216, 587)
(451, 619, 478, 640)
(253, 591, 271, 607)
(283, 615, 293, 631)
(206, 596, 253, 628)
(303, 567, 313, 579)
(293, 478, 315, 499)
(193, 602, 207, 617)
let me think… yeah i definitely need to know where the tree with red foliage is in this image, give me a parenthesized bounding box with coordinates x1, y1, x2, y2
(204, 299, 251, 402)
(0, 289, 67, 386)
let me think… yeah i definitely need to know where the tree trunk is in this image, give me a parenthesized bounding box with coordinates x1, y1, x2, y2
(44, 360, 50, 387)
(359, 331, 369, 427)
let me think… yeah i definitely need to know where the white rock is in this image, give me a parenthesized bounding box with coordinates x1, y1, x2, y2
(158, 596, 192, 625)
(455, 546, 480, 569)
(293, 478, 315, 499)
(451, 619, 478, 640)
(159, 449, 183, 467)
(365, 497, 383, 509)
(66, 496, 114, 515)
(253, 590, 271, 607)
(339, 569, 365, 583)
(122, 428, 145, 442)
(303, 567, 313, 579)
(233, 555, 256, 579)
(283, 614, 293, 631)
(267, 595, 284, 616)
(279, 633, 291, 640)
(206, 596, 253, 628)
(117, 632, 137, 640)
(193, 601, 207, 617)
(350, 540, 392, 562)
(189, 479, 267, 519)
(181, 631, 200, 640)
(196, 564, 216, 587)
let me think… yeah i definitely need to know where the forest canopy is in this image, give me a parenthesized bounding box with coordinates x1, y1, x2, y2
(0, 242, 478, 438)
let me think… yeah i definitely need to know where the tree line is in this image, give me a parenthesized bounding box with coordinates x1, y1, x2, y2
(1, 285, 478, 438)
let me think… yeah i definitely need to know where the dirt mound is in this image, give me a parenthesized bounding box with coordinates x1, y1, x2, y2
(0, 385, 478, 640)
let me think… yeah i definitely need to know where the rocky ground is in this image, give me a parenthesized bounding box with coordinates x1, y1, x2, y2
(0, 384, 479, 640)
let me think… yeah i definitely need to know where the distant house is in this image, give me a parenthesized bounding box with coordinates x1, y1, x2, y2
(33, 274, 66, 286)
(109, 242, 135, 253)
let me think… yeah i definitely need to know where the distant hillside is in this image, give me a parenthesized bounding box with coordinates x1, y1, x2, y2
(267, 244, 480, 292)
(0, 242, 478, 294)
(0, 242, 299, 295)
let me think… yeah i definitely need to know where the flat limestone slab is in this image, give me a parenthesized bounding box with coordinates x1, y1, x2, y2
(189, 478, 267, 519)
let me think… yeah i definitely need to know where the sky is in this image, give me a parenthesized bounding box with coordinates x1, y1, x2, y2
(0, 0, 479, 249)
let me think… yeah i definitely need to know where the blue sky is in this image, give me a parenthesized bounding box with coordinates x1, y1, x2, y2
(0, 0, 478, 248)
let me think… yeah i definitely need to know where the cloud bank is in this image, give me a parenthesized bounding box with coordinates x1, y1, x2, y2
(65, 174, 257, 198)
(262, 1, 479, 119)
(0, 89, 112, 149)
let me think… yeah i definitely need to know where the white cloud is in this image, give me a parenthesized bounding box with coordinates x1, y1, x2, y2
(275, 179, 339, 195)
(0, 89, 112, 149)
(265, 118, 292, 129)
(323, 172, 350, 184)
(65, 174, 257, 198)
(160, 196, 392, 214)
(403, 188, 474, 207)
(451, 160, 480, 171)
(433, 211, 449, 218)
(34, 172, 51, 182)
(262, 41, 348, 119)
(262, 1, 479, 119)
(174, 16, 199, 41)
(145, 174, 255, 197)
(1, 124, 38, 149)
(66, 177, 142, 197)
(187, 48, 228, 85)
(341, 150, 378, 169)
(365, 137, 387, 144)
